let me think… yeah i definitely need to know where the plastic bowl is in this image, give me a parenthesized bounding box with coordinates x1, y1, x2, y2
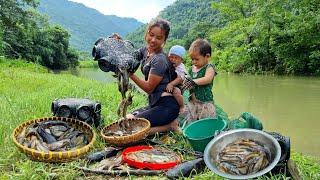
(183, 117, 227, 152)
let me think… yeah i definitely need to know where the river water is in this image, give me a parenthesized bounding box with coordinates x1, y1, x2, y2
(77, 68, 320, 157)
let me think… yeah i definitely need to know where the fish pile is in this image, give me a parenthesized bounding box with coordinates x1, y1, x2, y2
(16, 120, 89, 152)
(126, 147, 181, 163)
(217, 138, 270, 175)
(104, 119, 144, 136)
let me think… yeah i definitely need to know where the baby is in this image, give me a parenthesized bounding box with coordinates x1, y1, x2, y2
(166, 45, 187, 113)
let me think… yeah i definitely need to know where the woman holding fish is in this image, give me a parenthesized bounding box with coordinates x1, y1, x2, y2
(126, 18, 180, 135)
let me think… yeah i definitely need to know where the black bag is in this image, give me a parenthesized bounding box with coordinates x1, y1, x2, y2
(51, 98, 102, 127)
(92, 36, 140, 74)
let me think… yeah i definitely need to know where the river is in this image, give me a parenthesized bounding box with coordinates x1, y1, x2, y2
(76, 68, 320, 157)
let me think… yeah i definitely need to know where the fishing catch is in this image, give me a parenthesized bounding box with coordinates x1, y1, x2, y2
(103, 119, 146, 136)
(217, 138, 270, 175)
(166, 158, 205, 179)
(92, 35, 141, 130)
(126, 146, 181, 164)
(17, 120, 89, 152)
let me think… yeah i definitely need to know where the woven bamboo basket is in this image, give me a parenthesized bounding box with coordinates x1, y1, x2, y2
(101, 118, 150, 146)
(12, 116, 96, 163)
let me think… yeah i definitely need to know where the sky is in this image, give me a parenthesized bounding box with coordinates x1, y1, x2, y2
(69, 0, 176, 23)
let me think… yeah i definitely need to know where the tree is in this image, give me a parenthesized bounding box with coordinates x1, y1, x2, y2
(211, 0, 320, 75)
(34, 25, 78, 70)
(0, 0, 79, 70)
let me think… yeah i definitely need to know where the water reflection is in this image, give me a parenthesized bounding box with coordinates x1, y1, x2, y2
(214, 74, 320, 157)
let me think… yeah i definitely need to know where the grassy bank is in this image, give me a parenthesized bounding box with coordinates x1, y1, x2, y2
(0, 59, 319, 179)
(78, 60, 98, 69)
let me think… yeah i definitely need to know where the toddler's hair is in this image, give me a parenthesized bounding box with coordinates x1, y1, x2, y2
(146, 18, 171, 41)
(189, 38, 212, 56)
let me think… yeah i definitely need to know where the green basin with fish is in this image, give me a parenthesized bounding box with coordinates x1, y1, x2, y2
(183, 117, 227, 152)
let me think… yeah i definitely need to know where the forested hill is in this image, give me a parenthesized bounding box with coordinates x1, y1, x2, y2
(126, 0, 220, 49)
(38, 0, 143, 52)
(127, 0, 319, 75)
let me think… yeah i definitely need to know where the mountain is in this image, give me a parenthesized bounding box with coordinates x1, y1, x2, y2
(38, 0, 143, 53)
(126, 0, 222, 49)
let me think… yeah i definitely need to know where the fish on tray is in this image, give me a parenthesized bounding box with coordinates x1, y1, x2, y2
(17, 120, 89, 152)
(126, 147, 181, 164)
(216, 138, 270, 175)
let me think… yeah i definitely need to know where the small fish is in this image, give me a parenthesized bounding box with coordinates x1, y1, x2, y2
(47, 139, 70, 151)
(126, 147, 180, 164)
(93, 153, 123, 171)
(18, 120, 89, 152)
(50, 125, 68, 137)
(37, 126, 57, 144)
(35, 140, 49, 152)
(217, 139, 270, 175)
(17, 127, 27, 144)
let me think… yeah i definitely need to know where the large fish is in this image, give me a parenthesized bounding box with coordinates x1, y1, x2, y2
(166, 158, 205, 179)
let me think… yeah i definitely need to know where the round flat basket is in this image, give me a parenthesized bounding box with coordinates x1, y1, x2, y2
(101, 118, 150, 146)
(12, 117, 96, 163)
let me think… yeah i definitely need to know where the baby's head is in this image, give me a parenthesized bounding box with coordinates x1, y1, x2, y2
(189, 38, 211, 68)
(168, 45, 186, 67)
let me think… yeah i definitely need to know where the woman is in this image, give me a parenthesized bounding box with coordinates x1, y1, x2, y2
(127, 18, 180, 135)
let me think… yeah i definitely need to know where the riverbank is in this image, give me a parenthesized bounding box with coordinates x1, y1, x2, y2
(0, 59, 319, 179)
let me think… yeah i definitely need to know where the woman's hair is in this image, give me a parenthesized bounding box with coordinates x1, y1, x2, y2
(146, 18, 171, 41)
(189, 38, 212, 56)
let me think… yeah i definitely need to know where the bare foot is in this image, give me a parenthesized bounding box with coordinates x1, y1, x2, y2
(169, 119, 182, 133)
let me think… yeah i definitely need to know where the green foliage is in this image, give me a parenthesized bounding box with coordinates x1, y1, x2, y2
(0, 0, 80, 70)
(78, 60, 99, 68)
(126, 0, 320, 75)
(126, 0, 221, 52)
(125, 25, 146, 49)
(211, 0, 320, 75)
(0, 23, 3, 56)
(34, 25, 78, 69)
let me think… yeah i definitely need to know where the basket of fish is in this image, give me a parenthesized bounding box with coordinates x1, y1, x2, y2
(12, 116, 96, 162)
(122, 145, 182, 170)
(204, 129, 281, 179)
(101, 118, 150, 146)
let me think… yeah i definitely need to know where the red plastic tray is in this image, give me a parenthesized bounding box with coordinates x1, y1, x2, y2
(122, 145, 181, 170)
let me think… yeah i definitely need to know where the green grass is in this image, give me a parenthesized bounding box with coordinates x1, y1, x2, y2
(0, 59, 319, 179)
(78, 60, 98, 68)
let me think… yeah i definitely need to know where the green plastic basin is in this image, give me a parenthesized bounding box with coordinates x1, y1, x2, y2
(183, 117, 227, 152)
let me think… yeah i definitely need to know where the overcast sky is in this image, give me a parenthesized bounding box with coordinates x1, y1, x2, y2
(69, 0, 176, 23)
